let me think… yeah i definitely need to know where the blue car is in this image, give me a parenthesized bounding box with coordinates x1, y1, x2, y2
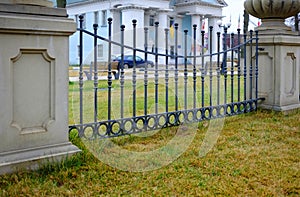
(113, 55, 154, 69)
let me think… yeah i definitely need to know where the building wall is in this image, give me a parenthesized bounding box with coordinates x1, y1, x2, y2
(66, 0, 226, 65)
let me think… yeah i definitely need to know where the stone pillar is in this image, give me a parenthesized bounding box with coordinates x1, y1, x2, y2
(0, 1, 80, 174)
(251, 36, 300, 111)
(244, 0, 300, 112)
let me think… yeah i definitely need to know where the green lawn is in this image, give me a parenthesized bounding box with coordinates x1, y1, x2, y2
(1, 109, 299, 196)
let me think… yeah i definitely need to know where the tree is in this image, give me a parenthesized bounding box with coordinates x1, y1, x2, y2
(243, 9, 249, 34)
(56, 0, 66, 8)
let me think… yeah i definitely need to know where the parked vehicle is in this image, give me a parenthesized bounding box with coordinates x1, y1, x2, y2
(112, 55, 154, 69)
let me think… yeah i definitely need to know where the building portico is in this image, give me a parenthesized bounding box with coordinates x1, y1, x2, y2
(66, 0, 228, 64)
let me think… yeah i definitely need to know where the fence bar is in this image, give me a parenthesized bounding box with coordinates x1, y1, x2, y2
(209, 26, 213, 108)
(132, 20, 137, 118)
(255, 31, 259, 100)
(217, 32, 221, 106)
(223, 27, 228, 105)
(165, 28, 169, 113)
(249, 30, 253, 100)
(70, 19, 262, 139)
(79, 15, 84, 128)
(231, 33, 234, 104)
(243, 33, 247, 101)
(237, 28, 241, 102)
(201, 30, 205, 108)
(193, 24, 197, 109)
(93, 24, 99, 123)
(107, 18, 112, 123)
(155, 22, 159, 114)
(184, 30, 188, 110)
(120, 25, 125, 119)
(144, 27, 149, 116)
(174, 23, 179, 111)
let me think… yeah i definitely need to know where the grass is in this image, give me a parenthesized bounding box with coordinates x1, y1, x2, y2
(69, 75, 246, 125)
(0, 109, 299, 196)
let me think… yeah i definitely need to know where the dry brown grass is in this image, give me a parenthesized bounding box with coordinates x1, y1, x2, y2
(0, 109, 299, 196)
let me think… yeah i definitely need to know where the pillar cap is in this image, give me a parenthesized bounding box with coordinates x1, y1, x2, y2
(2, 0, 53, 7)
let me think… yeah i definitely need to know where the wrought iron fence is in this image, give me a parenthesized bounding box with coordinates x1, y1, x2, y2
(69, 15, 262, 139)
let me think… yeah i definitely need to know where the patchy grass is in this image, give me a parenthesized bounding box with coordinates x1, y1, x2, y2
(68, 76, 245, 125)
(0, 109, 299, 196)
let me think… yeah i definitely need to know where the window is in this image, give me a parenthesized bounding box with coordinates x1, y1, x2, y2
(149, 15, 155, 26)
(94, 11, 99, 25)
(135, 56, 142, 61)
(97, 44, 103, 58)
(102, 10, 107, 26)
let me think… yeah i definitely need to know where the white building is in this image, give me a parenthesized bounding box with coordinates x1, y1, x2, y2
(66, 0, 228, 65)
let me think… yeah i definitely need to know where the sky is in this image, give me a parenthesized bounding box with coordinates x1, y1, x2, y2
(222, 0, 258, 33)
(51, 0, 258, 33)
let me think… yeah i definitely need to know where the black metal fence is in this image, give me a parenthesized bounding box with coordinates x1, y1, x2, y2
(69, 15, 262, 139)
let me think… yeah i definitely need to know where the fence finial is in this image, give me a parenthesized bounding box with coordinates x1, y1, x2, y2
(174, 23, 178, 29)
(132, 19, 137, 28)
(121, 25, 125, 31)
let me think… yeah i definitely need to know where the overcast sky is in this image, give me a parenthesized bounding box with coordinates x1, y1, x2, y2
(223, 0, 258, 33)
(54, 0, 258, 33)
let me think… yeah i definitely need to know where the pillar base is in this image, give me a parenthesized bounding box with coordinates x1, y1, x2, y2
(0, 143, 80, 175)
(260, 103, 300, 113)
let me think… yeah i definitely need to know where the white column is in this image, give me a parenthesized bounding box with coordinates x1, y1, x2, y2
(111, 9, 121, 56)
(158, 10, 169, 29)
(121, 6, 145, 30)
(191, 14, 201, 31)
(121, 6, 145, 50)
(144, 13, 150, 27)
(208, 17, 221, 60)
(175, 15, 183, 57)
(191, 14, 202, 64)
(175, 15, 183, 31)
(155, 10, 169, 63)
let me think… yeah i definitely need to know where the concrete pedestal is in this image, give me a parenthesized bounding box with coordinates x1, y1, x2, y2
(252, 34, 300, 112)
(0, 2, 80, 174)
